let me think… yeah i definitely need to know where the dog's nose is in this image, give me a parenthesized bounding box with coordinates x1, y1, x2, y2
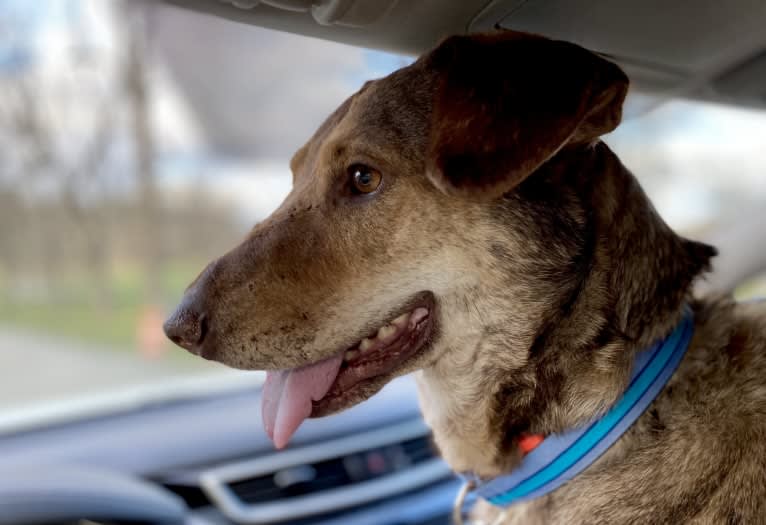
(163, 298, 208, 354)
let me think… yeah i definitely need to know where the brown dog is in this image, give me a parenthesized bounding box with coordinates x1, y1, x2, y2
(164, 30, 766, 523)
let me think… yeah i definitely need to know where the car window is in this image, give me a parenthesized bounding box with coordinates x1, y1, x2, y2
(1, 0, 764, 429)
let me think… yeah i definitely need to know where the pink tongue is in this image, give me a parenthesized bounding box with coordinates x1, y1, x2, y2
(261, 353, 344, 449)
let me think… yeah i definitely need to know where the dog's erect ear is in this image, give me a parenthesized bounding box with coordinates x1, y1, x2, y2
(425, 31, 629, 198)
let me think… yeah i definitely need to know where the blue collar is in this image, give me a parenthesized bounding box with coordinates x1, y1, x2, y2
(464, 308, 694, 509)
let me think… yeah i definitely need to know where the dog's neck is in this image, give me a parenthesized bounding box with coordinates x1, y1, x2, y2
(417, 142, 713, 478)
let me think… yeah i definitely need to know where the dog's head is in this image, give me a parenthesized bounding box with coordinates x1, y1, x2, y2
(165, 31, 713, 471)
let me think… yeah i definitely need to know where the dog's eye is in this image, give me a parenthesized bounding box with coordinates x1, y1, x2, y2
(349, 164, 382, 194)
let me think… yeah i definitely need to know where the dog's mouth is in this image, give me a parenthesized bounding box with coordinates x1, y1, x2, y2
(261, 292, 436, 448)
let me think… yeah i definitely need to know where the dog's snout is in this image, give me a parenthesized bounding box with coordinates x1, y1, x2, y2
(163, 297, 208, 355)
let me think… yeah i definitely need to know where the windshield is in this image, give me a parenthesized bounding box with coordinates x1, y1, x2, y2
(1, 0, 765, 430)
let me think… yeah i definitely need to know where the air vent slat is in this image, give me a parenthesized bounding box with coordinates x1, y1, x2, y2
(401, 437, 435, 463)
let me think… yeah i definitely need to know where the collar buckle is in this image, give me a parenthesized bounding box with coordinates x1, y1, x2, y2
(452, 478, 475, 525)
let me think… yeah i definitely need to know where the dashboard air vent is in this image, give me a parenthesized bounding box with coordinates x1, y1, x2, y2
(199, 419, 452, 523)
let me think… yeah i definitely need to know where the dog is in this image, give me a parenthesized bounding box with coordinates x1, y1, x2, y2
(164, 30, 766, 524)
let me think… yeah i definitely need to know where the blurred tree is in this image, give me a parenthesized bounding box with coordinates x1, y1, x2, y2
(122, 0, 163, 306)
(0, 24, 117, 307)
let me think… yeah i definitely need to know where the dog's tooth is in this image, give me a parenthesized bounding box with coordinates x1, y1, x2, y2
(377, 324, 397, 340)
(344, 349, 358, 361)
(392, 312, 409, 327)
(359, 338, 374, 352)
(410, 307, 429, 325)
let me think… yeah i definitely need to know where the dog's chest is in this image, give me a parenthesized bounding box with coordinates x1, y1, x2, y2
(470, 497, 550, 525)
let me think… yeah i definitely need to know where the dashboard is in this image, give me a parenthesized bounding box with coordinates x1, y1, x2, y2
(0, 376, 458, 525)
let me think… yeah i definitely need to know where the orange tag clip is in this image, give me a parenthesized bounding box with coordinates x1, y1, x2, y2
(518, 433, 545, 455)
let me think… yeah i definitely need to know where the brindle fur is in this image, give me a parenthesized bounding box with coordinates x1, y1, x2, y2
(167, 30, 766, 524)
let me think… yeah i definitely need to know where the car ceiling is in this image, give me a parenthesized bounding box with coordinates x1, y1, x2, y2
(166, 0, 766, 111)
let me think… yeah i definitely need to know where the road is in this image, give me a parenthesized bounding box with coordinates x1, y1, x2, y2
(0, 326, 244, 414)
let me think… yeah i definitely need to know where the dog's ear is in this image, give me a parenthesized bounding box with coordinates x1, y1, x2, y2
(425, 31, 629, 199)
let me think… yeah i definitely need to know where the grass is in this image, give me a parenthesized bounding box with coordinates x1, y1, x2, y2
(0, 260, 206, 349)
(0, 301, 140, 347)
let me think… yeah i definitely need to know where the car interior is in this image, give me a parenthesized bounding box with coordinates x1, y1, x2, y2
(0, 1, 764, 524)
